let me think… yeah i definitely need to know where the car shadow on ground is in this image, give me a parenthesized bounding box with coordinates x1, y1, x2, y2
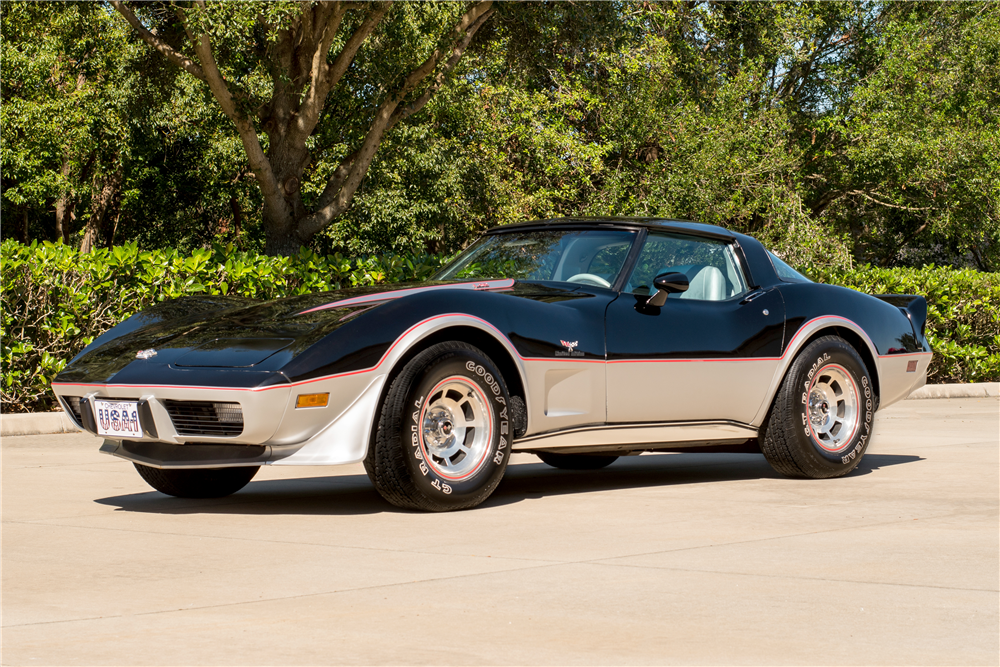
(484, 452, 923, 506)
(93, 452, 923, 516)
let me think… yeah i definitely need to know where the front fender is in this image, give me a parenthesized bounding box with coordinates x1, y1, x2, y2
(263, 312, 529, 465)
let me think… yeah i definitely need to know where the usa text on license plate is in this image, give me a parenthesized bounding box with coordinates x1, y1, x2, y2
(94, 400, 143, 438)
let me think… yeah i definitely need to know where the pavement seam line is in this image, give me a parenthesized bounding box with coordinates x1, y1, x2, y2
(0, 518, 570, 565)
(575, 511, 969, 563)
(1, 560, 570, 630)
(581, 561, 1000, 594)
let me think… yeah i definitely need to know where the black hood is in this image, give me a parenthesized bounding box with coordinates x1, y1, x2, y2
(54, 279, 595, 387)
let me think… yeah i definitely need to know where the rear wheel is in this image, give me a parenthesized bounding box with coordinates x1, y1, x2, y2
(364, 341, 513, 511)
(537, 452, 618, 470)
(134, 463, 259, 498)
(760, 335, 875, 478)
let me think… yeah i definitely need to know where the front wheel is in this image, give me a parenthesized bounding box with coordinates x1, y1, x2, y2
(134, 463, 259, 498)
(364, 341, 513, 511)
(760, 335, 876, 479)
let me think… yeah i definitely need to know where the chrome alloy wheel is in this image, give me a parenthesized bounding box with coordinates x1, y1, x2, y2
(419, 376, 492, 480)
(807, 364, 860, 452)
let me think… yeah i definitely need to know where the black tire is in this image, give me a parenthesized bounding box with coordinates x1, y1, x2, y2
(536, 452, 619, 470)
(760, 335, 876, 479)
(364, 341, 513, 511)
(134, 463, 259, 498)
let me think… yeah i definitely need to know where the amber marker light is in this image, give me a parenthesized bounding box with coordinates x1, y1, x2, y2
(295, 393, 330, 409)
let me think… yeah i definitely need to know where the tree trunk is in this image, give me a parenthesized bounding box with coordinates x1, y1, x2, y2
(81, 166, 123, 253)
(106, 210, 121, 249)
(264, 217, 306, 256)
(54, 160, 74, 244)
(262, 139, 311, 255)
(111, 1, 494, 257)
(228, 195, 243, 239)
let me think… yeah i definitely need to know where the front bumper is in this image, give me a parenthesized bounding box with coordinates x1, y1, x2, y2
(52, 370, 388, 468)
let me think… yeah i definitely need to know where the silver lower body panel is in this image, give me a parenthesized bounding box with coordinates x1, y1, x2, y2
(512, 420, 758, 454)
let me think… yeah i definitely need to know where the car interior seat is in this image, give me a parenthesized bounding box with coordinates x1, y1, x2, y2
(678, 265, 727, 301)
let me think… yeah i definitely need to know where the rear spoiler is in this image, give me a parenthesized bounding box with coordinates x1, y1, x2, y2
(874, 294, 928, 338)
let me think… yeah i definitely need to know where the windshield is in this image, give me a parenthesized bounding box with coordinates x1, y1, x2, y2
(434, 229, 638, 288)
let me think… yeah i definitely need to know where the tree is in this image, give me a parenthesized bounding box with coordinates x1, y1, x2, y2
(0, 1, 238, 253)
(1, 2, 132, 248)
(110, 0, 494, 255)
(807, 2, 1000, 270)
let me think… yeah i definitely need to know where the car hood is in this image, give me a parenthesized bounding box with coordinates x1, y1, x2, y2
(55, 279, 594, 386)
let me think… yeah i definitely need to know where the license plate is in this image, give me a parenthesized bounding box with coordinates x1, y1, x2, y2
(93, 399, 143, 438)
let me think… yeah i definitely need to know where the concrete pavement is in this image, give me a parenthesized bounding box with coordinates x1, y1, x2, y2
(2, 397, 998, 665)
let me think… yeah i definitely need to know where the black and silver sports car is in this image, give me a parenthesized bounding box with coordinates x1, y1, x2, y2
(53, 218, 932, 510)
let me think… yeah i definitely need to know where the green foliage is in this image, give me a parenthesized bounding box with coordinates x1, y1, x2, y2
(0, 240, 447, 413)
(0, 1, 256, 251)
(808, 264, 1000, 383)
(811, 2, 1000, 270)
(324, 1, 998, 267)
(2, 2, 998, 267)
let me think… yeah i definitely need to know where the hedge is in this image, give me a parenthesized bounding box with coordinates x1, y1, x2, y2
(2, 240, 997, 414)
(807, 264, 1000, 385)
(1, 239, 448, 413)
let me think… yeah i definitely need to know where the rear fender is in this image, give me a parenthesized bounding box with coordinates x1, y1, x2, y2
(751, 316, 882, 427)
(874, 294, 928, 340)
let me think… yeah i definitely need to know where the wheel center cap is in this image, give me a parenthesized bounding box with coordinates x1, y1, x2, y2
(809, 390, 831, 426)
(424, 407, 456, 450)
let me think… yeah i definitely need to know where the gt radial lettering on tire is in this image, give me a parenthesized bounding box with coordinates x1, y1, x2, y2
(364, 341, 512, 512)
(760, 335, 876, 479)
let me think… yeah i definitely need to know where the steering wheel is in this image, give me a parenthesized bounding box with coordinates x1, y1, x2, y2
(566, 273, 612, 288)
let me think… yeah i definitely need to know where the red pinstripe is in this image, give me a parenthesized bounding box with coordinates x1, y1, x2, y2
(52, 313, 930, 394)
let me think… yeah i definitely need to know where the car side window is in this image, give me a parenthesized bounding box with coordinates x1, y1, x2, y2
(626, 232, 747, 301)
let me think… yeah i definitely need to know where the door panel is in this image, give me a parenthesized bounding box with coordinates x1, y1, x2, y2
(605, 289, 785, 424)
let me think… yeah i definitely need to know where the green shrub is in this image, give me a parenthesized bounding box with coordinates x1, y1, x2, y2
(1, 240, 447, 413)
(807, 264, 1000, 384)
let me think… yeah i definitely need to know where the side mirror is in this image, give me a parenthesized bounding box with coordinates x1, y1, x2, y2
(646, 272, 689, 307)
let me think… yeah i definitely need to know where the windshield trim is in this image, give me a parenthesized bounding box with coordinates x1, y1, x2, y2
(611, 227, 648, 292)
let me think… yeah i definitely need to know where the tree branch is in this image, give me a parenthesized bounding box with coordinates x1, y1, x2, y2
(326, 3, 391, 92)
(313, 151, 359, 211)
(293, 1, 356, 140)
(295, 1, 493, 240)
(847, 190, 933, 212)
(389, 5, 494, 130)
(183, 1, 289, 226)
(292, 1, 390, 142)
(109, 1, 205, 80)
